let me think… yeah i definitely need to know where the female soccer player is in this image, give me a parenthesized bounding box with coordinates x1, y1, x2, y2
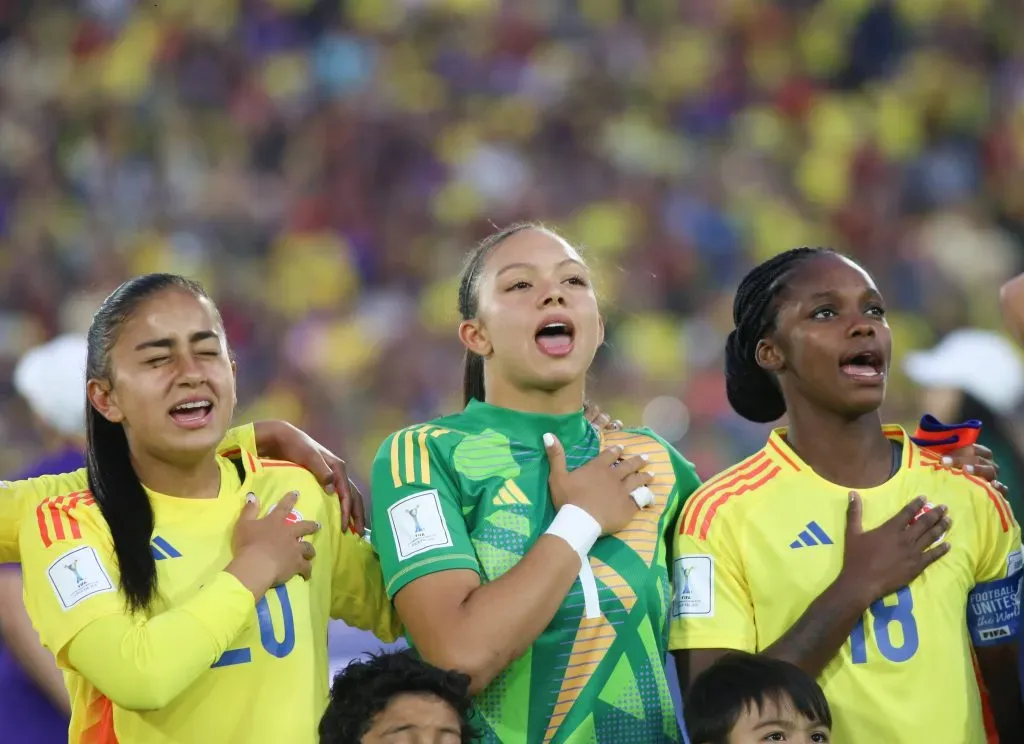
(671, 248, 1023, 743)
(369, 223, 703, 743)
(16, 273, 400, 744)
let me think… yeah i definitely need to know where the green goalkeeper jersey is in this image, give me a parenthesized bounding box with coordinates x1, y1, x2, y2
(370, 400, 701, 744)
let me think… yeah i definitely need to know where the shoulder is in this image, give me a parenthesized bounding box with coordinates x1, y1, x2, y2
(912, 447, 1015, 531)
(17, 471, 107, 549)
(677, 444, 789, 542)
(373, 418, 468, 468)
(246, 457, 329, 503)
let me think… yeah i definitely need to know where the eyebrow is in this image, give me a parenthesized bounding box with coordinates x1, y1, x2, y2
(807, 287, 882, 301)
(134, 330, 220, 352)
(381, 724, 462, 736)
(495, 258, 585, 277)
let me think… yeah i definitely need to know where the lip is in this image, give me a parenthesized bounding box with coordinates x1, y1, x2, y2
(534, 313, 576, 358)
(168, 396, 215, 430)
(838, 348, 887, 384)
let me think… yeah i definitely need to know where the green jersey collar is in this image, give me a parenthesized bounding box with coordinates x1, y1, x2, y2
(463, 398, 592, 447)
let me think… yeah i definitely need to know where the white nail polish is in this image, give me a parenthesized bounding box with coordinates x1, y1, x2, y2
(543, 433, 555, 447)
(941, 456, 953, 466)
(965, 465, 975, 474)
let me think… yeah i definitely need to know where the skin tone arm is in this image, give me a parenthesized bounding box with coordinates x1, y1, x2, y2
(1000, 274, 1024, 345)
(675, 493, 951, 689)
(975, 643, 1024, 740)
(0, 569, 70, 715)
(396, 441, 648, 694)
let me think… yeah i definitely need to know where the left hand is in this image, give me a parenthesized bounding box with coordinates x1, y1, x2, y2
(255, 421, 367, 533)
(940, 443, 1008, 497)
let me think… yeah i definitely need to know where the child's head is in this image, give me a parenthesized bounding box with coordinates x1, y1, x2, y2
(684, 653, 832, 744)
(319, 650, 477, 744)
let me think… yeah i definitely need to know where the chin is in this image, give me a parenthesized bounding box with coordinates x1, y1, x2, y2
(839, 391, 886, 420)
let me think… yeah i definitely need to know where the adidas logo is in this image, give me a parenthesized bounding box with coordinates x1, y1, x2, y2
(492, 479, 531, 506)
(150, 536, 183, 560)
(789, 522, 833, 549)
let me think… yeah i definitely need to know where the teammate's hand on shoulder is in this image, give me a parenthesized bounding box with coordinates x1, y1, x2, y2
(839, 492, 951, 604)
(940, 443, 1008, 497)
(227, 491, 321, 597)
(543, 433, 651, 535)
(583, 402, 623, 432)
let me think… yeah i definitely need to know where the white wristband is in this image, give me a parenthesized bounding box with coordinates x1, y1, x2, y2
(545, 504, 601, 560)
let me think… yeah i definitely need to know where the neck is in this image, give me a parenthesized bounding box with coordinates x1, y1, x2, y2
(129, 446, 222, 500)
(483, 374, 585, 416)
(784, 406, 893, 489)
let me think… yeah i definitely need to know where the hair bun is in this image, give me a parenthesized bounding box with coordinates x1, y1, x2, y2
(724, 329, 787, 423)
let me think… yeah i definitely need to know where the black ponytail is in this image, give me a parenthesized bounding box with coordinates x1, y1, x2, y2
(86, 273, 215, 614)
(457, 222, 538, 406)
(725, 248, 831, 423)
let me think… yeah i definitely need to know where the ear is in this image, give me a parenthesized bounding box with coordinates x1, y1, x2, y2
(458, 319, 492, 358)
(755, 336, 785, 373)
(87, 378, 124, 424)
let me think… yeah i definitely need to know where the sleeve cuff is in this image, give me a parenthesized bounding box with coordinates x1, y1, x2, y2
(385, 554, 481, 598)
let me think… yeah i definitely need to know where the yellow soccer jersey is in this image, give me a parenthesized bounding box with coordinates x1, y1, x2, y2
(19, 451, 399, 744)
(0, 424, 259, 563)
(669, 426, 1023, 744)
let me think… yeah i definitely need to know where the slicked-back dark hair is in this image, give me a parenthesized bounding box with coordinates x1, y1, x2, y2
(457, 221, 542, 406)
(725, 247, 833, 423)
(318, 650, 478, 744)
(684, 652, 832, 744)
(86, 273, 216, 614)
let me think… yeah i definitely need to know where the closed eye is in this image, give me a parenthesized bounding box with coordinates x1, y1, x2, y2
(146, 357, 171, 366)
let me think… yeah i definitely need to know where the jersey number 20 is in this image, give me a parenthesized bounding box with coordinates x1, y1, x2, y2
(212, 585, 296, 667)
(849, 586, 919, 663)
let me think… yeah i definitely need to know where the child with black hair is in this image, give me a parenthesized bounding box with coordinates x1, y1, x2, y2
(685, 653, 831, 744)
(319, 650, 478, 744)
(670, 248, 1023, 743)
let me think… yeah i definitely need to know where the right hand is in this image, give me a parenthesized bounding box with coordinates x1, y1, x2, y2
(227, 491, 321, 595)
(839, 492, 951, 605)
(544, 434, 652, 535)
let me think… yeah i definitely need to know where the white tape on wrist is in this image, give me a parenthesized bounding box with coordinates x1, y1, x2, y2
(545, 505, 602, 619)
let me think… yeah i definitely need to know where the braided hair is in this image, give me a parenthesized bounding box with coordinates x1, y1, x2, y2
(725, 248, 833, 423)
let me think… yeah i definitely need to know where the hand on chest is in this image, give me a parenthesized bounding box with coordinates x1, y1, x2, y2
(745, 491, 968, 610)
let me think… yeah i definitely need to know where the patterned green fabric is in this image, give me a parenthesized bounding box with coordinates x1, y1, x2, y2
(371, 400, 701, 744)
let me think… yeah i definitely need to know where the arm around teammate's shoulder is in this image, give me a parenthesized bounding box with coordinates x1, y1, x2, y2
(964, 479, 1024, 737)
(21, 492, 317, 711)
(371, 430, 650, 693)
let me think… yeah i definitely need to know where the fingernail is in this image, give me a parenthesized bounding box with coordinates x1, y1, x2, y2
(324, 483, 335, 494)
(641, 454, 649, 461)
(543, 433, 555, 447)
(965, 464, 975, 474)
(246, 493, 257, 504)
(315, 521, 322, 531)
(942, 456, 953, 466)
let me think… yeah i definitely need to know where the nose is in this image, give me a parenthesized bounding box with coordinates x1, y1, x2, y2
(538, 282, 567, 308)
(175, 353, 207, 386)
(848, 319, 876, 338)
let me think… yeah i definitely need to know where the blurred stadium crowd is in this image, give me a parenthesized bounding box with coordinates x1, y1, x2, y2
(3, 0, 1024, 718)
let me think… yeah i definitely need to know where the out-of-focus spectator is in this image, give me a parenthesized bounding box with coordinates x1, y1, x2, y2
(904, 329, 1024, 517)
(0, 334, 87, 741)
(684, 652, 832, 744)
(319, 650, 477, 744)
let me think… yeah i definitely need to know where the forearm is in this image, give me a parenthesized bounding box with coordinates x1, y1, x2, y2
(977, 644, 1023, 740)
(761, 575, 870, 677)
(65, 572, 254, 711)
(0, 571, 69, 714)
(1001, 274, 1024, 345)
(416, 536, 581, 693)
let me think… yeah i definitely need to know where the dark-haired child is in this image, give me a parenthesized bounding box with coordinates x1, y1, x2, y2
(670, 248, 1023, 742)
(319, 650, 477, 744)
(685, 653, 831, 744)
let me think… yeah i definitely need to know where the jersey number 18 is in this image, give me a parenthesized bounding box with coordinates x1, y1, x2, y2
(848, 586, 919, 664)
